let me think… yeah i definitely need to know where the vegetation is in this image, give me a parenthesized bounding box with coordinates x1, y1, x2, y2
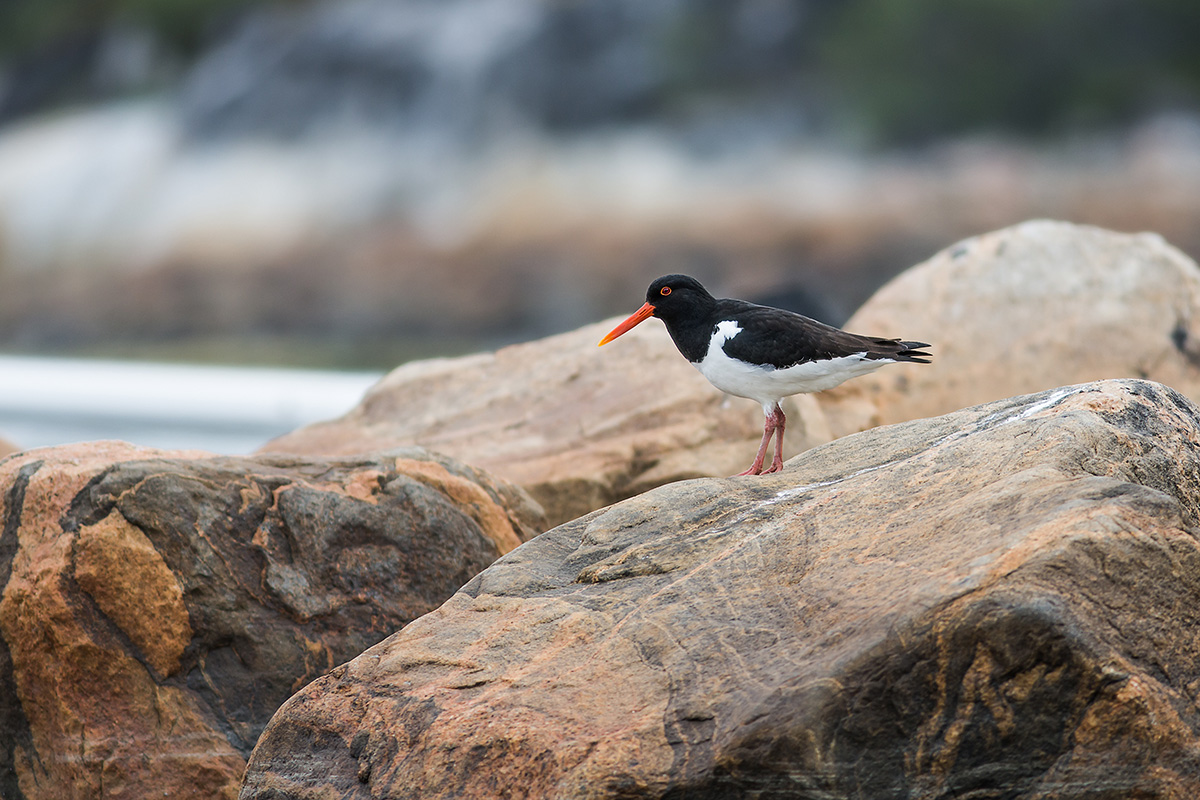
(0, 0, 278, 58)
(814, 0, 1200, 143)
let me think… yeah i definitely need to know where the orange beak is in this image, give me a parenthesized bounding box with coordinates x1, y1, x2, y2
(598, 302, 655, 346)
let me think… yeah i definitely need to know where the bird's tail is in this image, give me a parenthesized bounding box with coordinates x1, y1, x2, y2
(893, 340, 932, 363)
(867, 338, 932, 363)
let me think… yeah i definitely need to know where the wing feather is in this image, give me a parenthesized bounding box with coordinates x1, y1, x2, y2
(716, 301, 931, 368)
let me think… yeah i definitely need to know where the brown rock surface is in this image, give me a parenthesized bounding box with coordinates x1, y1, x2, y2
(0, 439, 18, 459)
(821, 219, 1200, 437)
(261, 318, 834, 527)
(243, 379, 1200, 799)
(0, 442, 542, 800)
(264, 221, 1200, 527)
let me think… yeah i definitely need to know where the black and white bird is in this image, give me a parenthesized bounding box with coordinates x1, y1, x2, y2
(598, 274, 931, 476)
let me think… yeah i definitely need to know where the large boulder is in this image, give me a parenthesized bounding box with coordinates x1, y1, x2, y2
(820, 219, 1200, 436)
(0, 442, 542, 800)
(243, 379, 1200, 799)
(264, 221, 1200, 528)
(261, 318, 833, 528)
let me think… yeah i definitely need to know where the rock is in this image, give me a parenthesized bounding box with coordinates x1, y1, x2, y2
(179, 0, 809, 141)
(0, 438, 17, 458)
(263, 220, 1200, 527)
(261, 317, 833, 528)
(820, 219, 1200, 437)
(243, 379, 1200, 798)
(0, 442, 542, 800)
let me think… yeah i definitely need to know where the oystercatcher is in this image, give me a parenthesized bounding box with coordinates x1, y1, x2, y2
(598, 274, 931, 475)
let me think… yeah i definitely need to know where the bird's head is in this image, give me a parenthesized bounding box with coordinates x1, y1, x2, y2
(598, 274, 716, 345)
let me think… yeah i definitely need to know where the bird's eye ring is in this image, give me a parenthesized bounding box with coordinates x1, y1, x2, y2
(660, 286, 672, 296)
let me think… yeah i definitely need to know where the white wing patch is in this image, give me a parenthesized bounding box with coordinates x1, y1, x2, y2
(713, 320, 742, 344)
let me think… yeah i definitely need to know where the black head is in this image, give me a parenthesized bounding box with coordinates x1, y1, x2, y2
(644, 274, 717, 323)
(598, 274, 717, 347)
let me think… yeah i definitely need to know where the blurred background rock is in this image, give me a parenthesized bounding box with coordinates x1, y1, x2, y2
(1, 0, 1199, 370)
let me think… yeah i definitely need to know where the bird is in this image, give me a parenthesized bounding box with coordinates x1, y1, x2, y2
(598, 274, 931, 476)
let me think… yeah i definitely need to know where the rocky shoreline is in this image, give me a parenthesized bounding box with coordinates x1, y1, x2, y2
(4, 220, 1200, 798)
(244, 379, 1200, 798)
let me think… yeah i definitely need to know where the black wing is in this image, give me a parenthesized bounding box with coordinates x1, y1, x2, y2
(716, 300, 931, 369)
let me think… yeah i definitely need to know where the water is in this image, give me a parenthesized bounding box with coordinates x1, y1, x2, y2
(0, 355, 382, 455)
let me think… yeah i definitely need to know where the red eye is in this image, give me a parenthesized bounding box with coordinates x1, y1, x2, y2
(660, 286, 672, 296)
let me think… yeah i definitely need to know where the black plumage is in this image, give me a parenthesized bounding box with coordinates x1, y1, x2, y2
(599, 274, 931, 474)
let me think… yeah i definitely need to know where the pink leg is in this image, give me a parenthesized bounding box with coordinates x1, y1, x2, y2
(737, 421, 774, 476)
(737, 404, 786, 476)
(763, 405, 787, 474)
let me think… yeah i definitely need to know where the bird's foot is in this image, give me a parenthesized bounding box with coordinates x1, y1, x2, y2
(736, 458, 783, 476)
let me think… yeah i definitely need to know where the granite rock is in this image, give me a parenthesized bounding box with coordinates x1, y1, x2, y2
(243, 380, 1200, 799)
(0, 442, 542, 800)
(262, 318, 833, 528)
(264, 221, 1200, 529)
(821, 219, 1200, 437)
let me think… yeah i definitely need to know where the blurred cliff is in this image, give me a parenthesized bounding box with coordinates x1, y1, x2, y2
(1, 0, 1199, 368)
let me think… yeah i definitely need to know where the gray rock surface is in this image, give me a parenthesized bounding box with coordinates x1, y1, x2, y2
(178, 0, 808, 141)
